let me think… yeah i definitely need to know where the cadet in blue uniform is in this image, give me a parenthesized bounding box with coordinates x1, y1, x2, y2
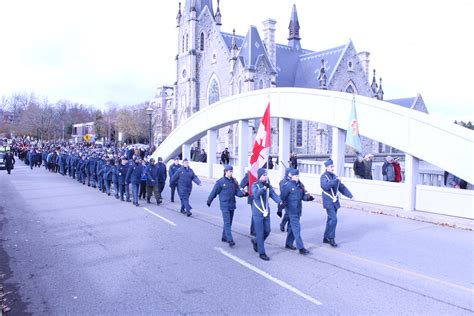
(156, 157, 167, 195)
(279, 169, 314, 255)
(168, 157, 181, 202)
(278, 168, 292, 232)
(102, 158, 113, 196)
(118, 157, 131, 201)
(127, 157, 144, 206)
(88, 154, 97, 187)
(207, 165, 247, 247)
(320, 159, 353, 247)
(112, 159, 120, 198)
(145, 158, 162, 205)
(251, 168, 282, 261)
(170, 158, 201, 216)
(239, 172, 256, 236)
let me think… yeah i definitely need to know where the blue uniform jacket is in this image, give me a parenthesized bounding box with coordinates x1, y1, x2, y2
(118, 164, 130, 184)
(156, 162, 167, 185)
(320, 171, 353, 209)
(170, 167, 201, 196)
(207, 176, 245, 211)
(102, 164, 113, 181)
(168, 163, 182, 186)
(145, 164, 160, 187)
(126, 163, 143, 185)
(251, 180, 281, 217)
(111, 165, 119, 183)
(280, 180, 312, 216)
(88, 158, 97, 175)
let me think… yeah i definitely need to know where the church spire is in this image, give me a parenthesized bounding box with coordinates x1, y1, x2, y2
(318, 59, 327, 89)
(288, 4, 301, 50)
(371, 69, 378, 96)
(231, 28, 238, 52)
(215, 0, 222, 26)
(377, 78, 384, 100)
(176, 2, 182, 27)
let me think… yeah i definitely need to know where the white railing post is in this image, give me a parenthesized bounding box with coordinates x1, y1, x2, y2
(237, 120, 249, 180)
(182, 143, 191, 161)
(404, 153, 420, 211)
(332, 127, 346, 177)
(279, 118, 291, 179)
(207, 129, 217, 179)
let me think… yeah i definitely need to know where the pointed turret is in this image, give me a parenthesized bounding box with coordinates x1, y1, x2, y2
(230, 29, 238, 73)
(176, 2, 182, 27)
(288, 4, 301, 50)
(318, 59, 327, 89)
(377, 78, 384, 100)
(215, 0, 222, 26)
(371, 69, 378, 96)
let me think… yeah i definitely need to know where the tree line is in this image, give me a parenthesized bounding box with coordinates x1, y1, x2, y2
(0, 92, 154, 144)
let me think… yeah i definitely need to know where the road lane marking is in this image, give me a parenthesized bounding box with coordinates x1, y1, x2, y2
(143, 207, 177, 226)
(183, 208, 473, 295)
(215, 247, 322, 306)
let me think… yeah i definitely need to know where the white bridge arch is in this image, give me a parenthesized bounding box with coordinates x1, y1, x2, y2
(152, 88, 474, 217)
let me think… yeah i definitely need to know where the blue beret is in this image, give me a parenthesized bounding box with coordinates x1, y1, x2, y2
(291, 168, 299, 175)
(257, 168, 267, 179)
(324, 159, 334, 167)
(224, 164, 233, 171)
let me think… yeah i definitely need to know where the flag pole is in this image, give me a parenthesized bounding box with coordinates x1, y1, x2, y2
(266, 95, 270, 213)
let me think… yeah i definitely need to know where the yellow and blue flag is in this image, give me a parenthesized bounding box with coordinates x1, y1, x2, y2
(345, 97, 362, 153)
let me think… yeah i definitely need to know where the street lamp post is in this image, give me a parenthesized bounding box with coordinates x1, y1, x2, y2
(146, 107, 153, 148)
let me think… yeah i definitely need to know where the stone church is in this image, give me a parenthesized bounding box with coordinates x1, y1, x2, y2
(151, 0, 428, 156)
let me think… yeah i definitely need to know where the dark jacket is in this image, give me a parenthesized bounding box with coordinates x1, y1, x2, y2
(320, 171, 353, 210)
(170, 166, 201, 196)
(353, 160, 365, 178)
(156, 162, 167, 185)
(207, 176, 245, 211)
(169, 163, 182, 185)
(280, 180, 312, 216)
(5, 153, 15, 169)
(146, 164, 160, 187)
(118, 163, 130, 185)
(126, 163, 143, 185)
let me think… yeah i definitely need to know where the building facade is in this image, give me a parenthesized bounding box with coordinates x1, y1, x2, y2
(154, 0, 427, 156)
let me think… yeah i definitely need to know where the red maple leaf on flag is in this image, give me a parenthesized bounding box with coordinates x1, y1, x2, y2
(248, 103, 271, 196)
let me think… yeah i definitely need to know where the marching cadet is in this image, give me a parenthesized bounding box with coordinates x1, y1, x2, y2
(145, 158, 162, 205)
(251, 168, 282, 261)
(170, 158, 201, 217)
(112, 158, 120, 199)
(278, 168, 292, 232)
(102, 158, 113, 196)
(96, 155, 105, 192)
(279, 169, 314, 255)
(320, 159, 353, 247)
(168, 157, 182, 202)
(118, 156, 131, 202)
(207, 165, 247, 247)
(156, 157, 167, 195)
(127, 157, 144, 206)
(239, 171, 256, 236)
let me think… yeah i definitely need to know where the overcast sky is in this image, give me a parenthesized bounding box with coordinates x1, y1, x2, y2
(0, 0, 472, 121)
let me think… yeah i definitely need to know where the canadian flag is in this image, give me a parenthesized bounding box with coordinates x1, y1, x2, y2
(248, 103, 271, 195)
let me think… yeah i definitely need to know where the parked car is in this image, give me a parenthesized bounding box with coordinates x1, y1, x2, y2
(0, 152, 6, 170)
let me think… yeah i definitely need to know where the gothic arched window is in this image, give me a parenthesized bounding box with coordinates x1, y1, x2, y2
(238, 80, 242, 94)
(185, 33, 189, 52)
(258, 80, 264, 90)
(182, 35, 185, 53)
(200, 32, 205, 51)
(208, 77, 220, 105)
(344, 81, 358, 94)
(296, 120, 303, 147)
(345, 85, 354, 94)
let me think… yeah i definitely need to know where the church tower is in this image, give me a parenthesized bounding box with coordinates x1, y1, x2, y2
(175, 0, 215, 128)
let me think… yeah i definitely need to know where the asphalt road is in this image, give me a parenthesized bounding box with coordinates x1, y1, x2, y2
(1, 164, 473, 315)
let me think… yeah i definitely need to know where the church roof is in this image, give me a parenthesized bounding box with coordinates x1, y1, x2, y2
(222, 29, 346, 88)
(237, 26, 273, 71)
(184, 0, 214, 18)
(387, 97, 417, 109)
(276, 44, 346, 88)
(222, 32, 244, 51)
